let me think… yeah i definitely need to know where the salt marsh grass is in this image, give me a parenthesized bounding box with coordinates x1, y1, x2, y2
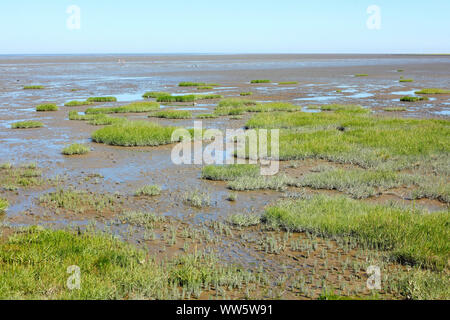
(240, 92, 253, 96)
(64, 100, 93, 107)
(91, 121, 182, 146)
(215, 99, 300, 115)
(400, 96, 428, 102)
(62, 143, 90, 155)
(157, 95, 196, 103)
(87, 96, 117, 102)
(142, 91, 171, 99)
(36, 104, 58, 112)
(0, 227, 263, 299)
(183, 189, 211, 208)
(245, 111, 449, 169)
(354, 74, 368, 77)
(228, 213, 261, 227)
(134, 185, 161, 196)
(201, 164, 260, 181)
(85, 101, 160, 114)
(23, 85, 45, 89)
(150, 110, 192, 119)
(250, 80, 271, 83)
(399, 79, 414, 82)
(0, 198, 8, 213)
(278, 81, 298, 85)
(178, 82, 219, 87)
(320, 104, 368, 113)
(196, 113, 218, 119)
(415, 88, 450, 94)
(383, 107, 407, 112)
(264, 195, 449, 270)
(11, 121, 44, 129)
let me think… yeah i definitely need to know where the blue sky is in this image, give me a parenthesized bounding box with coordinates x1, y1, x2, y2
(1, 0, 449, 54)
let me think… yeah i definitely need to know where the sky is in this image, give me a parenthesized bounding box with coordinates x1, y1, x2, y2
(0, 0, 449, 54)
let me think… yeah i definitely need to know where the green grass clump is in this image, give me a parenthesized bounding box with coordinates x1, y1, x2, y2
(400, 96, 429, 102)
(39, 189, 115, 214)
(64, 100, 93, 107)
(156, 95, 196, 103)
(250, 80, 271, 83)
(150, 110, 192, 119)
(228, 213, 261, 227)
(245, 111, 450, 169)
(297, 168, 415, 199)
(399, 79, 414, 82)
(201, 164, 260, 181)
(0, 227, 263, 299)
(142, 91, 171, 99)
(264, 194, 449, 270)
(91, 121, 183, 147)
(85, 102, 160, 114)
(0, 164, 43, 189)
(196, 113, 218, 119)
(183, 189, 211, 208)
(196, 94, 223, 100)
(68, 110, 92, 121)
(215, 99, 300, 115)
(227, 175, 295, 192)
(86, 96, 117, 102)
(178, 82, 219, 87)
(36, 104, 58, 112)
(278, 81, 298, 85)
(240, 92, 253, 96)
(197, 86, 213, 90)
(62, 143, 90, 155)
(397, 69, 404, 72)
(87, 114, 126, 126)
(0, 198, 8, 213)
(118, 211, 165, 229)
(383, 107, 407, 112)
(23, 85, 44, 90)
(134, 185, 161, 197)
(11, 121, 44, 129)
(320, 104, 369, 113)
(354, 74, 368, 77)
(415, 88, 450, 94)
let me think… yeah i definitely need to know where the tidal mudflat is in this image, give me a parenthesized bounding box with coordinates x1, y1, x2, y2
(0, 54, 449, 300)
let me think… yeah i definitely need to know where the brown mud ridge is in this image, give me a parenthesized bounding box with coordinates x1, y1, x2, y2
(0, 54, 449, 299)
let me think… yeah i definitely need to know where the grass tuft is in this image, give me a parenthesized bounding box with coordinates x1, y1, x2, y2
(11, 121, 44, 129)
(149, 110, 192, 119)
(62, 143, 90, 155)
(0, 198, 8, 213)
(134, 185, 161, 197)
(64, 100, 93, 107)
(201, 164, 260, 181)
(142, 92, 171, 99)
(250, 80, 271, 83)
(23, 85, 45, 90)
(36, 104, 58, 112)
(414, 88, 450, 94)
(86, 96, 117, 102)
(400, 96, 429, 102)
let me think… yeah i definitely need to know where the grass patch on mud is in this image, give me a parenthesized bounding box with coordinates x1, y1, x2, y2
(91, 121, 184, 147)
(64, 100, 94, 107)
(39, 188, 116, 214)
(36, 104, 58, 112)
(149, 110, 192, 119)
(0, 163, 43, 190)
(178, 82, 219, 87)
(85, 102, 160, 114)
(86, 96, 117, 102)
(142, 91, 171, 99)
(68, 111, 125, 126)
(354, 74, 368, 77)
(0, 198, 8, 213)
(196, 113, 218, 119)
(383, 107, 407, 112)
(11, 121, 44, 129)
(320, 104, 369, 113)
(400, 96, 428, 102)
(0, 226, 265, 299)
(278, 81, 298, 85)
(134, 185, 161, 197)
(240, 92, 253, 96)
(264, 194, 449, 271)
(23, 85, 45, 90)
(62, 143, 90, 155)
(201, 164, 260, 181)
(245, 111, 450, 170)
(215, 99, 300, 115)
(250, 80, 271, 83)
(415, 88, 450, 94)
(183, 189, 211, 208)
(297, 168, 416, 199)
